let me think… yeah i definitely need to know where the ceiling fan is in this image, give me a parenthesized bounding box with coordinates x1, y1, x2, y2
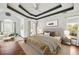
(32, 3, 39, 10)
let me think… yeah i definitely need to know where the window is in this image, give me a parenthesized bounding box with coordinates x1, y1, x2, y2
(67, 23, 78, 36)
(0, 19, 16, 35)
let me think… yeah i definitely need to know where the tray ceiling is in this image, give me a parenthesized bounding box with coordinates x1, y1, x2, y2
(0, 3, 74, 20)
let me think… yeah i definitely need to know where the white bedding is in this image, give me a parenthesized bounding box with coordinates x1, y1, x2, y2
(26, 35, 61, 55)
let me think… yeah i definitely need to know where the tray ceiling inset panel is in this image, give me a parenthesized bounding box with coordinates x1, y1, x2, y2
(19, 4, 62, 17)
(20, 3, 60, 15)
(7, 3, 74, 20)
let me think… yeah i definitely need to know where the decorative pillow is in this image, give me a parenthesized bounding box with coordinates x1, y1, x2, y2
(44, 32, 50, 36)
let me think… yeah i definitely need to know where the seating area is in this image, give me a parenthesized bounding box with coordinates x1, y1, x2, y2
(61, 35, 77, 45)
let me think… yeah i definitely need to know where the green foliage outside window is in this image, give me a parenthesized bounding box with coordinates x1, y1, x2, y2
(67, 23, 78, 36)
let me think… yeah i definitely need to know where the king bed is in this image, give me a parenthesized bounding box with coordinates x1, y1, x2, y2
(22, 35, 61, 55)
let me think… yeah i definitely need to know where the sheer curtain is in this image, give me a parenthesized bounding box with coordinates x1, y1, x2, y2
(0, 19, 16, 36)
(3, 21, 14, 35)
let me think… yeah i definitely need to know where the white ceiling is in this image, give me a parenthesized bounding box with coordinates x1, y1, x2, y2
(0, 3, 76, 20)
(20, 3, 60, 15)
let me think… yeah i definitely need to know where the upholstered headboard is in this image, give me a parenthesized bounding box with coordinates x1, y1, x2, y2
(43, 27, 64, 37)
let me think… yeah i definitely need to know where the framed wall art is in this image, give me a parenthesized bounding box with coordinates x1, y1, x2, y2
(46, 20, 58, 27)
